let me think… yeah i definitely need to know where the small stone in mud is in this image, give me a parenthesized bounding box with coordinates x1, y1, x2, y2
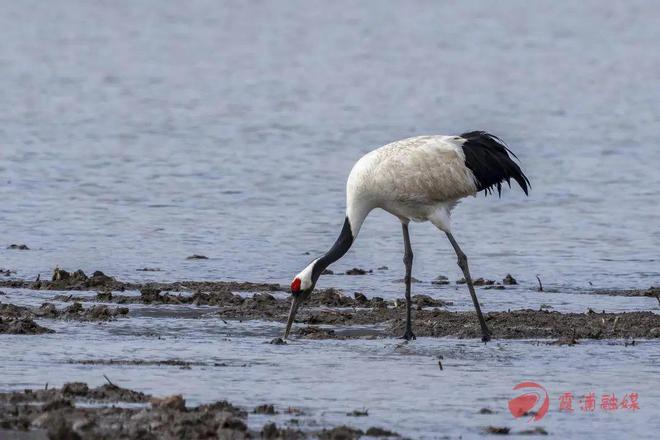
(354, 292, 368, 303)
(87, 271, 114, 287)
(254, 403, 277, 414)
(269, 337, 287, 345)
(393, 277, 421, 283)
(319, 426, 363, 440)
(484, 285, 506, 290)
(296, 326, 340, 340)
(365, 427, 400, 437)
(150, 394, 186, 411)
(377, 266, 389, 270)
(186, 254, 209, 260)
(7, 244, 29, 250)
(346, 408, 368, 417)
(549, 337, 579, 346)
(322, 269, 334, 275)
(431, 275, 450, 285)
(52, 267, 71, 281)
(412, 294, 448, 308)
(518, 427, 549, 435)
(485, 426, 511, 435)
(136, 267, 161, 271)
(62, 382, 90, 396)
(456, 277, 495, 285)
(346, 267, 371, 275)
(474, 278, 495, 286)
(479, 408, 494, 414)
(503, 274, 518, 285)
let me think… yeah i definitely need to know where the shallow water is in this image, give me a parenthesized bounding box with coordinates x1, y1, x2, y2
(2, 288, 660, 438)
(0, 288, 658, 438)
(1, 0, 660, 438)
(2, 0, 660, 294)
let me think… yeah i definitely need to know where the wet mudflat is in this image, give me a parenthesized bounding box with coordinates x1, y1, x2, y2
(1, 383, 390, 440)
(3, 270, 659, 340)
(1, 270, 660, 439)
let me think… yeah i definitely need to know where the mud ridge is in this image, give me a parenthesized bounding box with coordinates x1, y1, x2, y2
(0, 268, 283, 293)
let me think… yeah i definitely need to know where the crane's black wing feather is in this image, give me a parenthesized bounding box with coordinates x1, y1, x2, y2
(460, 131, 530, 197)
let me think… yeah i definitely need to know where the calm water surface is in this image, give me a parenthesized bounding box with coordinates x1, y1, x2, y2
(1, 1, 659, 438)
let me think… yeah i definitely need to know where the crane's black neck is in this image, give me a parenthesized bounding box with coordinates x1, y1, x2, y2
(311, 217, 354, 283)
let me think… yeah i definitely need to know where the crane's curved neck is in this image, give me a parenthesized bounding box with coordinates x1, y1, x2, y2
(310, 206, 370, 284)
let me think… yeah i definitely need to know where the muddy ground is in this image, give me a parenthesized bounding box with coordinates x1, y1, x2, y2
(0, 268, 282, 294)
(0, 301, 129, 334)
(1, 269, 658, 438)
(1, 269, 659, 339)
(0, 383, 399, 440)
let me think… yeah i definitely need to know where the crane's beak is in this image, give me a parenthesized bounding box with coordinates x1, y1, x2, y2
(284, 289, 312, 339)
(283, 294, 303, 339)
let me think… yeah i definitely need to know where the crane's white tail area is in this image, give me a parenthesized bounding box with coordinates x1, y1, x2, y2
(460, 131, 530, 196)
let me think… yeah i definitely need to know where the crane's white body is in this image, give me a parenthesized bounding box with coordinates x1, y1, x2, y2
(346, 135, 479, 236)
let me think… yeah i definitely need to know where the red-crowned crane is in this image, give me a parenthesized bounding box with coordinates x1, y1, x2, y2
(285, 131, 530, 342)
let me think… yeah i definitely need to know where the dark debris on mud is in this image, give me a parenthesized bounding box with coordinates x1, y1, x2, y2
(0, 383, 391, 440)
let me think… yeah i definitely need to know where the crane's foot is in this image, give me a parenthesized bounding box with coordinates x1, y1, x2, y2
(481, 329, 491, 343)
(400, 328, 416, 341)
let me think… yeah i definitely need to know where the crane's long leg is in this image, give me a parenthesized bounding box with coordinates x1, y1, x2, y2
(446, 232, 491, 342)
(401, 223, 416, 340)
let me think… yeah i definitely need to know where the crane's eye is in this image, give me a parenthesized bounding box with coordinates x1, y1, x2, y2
(291, 278, 301, 293)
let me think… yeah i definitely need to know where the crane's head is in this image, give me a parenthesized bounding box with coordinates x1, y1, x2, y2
(284, 259, 318, 339)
